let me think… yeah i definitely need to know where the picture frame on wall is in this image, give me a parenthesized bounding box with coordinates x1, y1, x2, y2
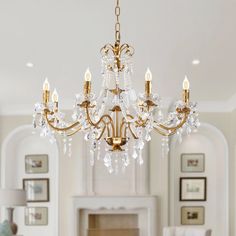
(181, 153, 205, 173)
(23, 178, 50, 202)
(25, 207, 48, 226)
(25, 154, 49, 174)
(181, 206, 205, 225)
(180, 177, 207, 201)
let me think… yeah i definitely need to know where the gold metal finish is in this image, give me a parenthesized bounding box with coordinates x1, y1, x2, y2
(115, 0, 121, 43)
(84, 81, 91, 95)
(101, 43, 134, 72)
(183, 90, 190, 104)
(109, 87, 124, 95)
(39, 0, 192, 152)
(43, 90, 50, 104)
(145, 81, 152, 96)
(100, 0, 134, 71)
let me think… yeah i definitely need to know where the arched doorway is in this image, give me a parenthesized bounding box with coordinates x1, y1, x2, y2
(1, 125, 59, 236)
(169, 123, 229, 236)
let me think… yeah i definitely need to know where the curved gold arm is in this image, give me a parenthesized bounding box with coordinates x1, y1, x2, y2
(120, 44, 135, 57)
(154, 112, 188, 132)
(44, 109, 81, 132)
(97, 125, 107, 140)
(128, 123, 138, 139)
(66, 126, 82, 137)
(153, 126, 177, 136)
(85, 106, 115, 137)
(153, 111, 189, 136)
(100, 43, 114, 55)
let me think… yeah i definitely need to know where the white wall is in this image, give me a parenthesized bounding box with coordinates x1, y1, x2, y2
(149, 132, 169, 233)
(1, 126, 59, 236)
(0, 112, 234, 236)
(85, 140, 150, 196)
(169, 123, 228, 236)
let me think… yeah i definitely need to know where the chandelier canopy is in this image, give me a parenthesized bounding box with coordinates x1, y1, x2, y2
(33, 0, 199, 173)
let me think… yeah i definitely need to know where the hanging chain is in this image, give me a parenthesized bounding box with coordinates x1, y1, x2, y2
(115, 0, 121, 43)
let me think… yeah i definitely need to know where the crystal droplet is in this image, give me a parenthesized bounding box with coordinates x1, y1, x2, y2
(138, 150, 144, 165)
(63, 143, 67, 155)
(136, 139, 144, 150)
(84, 132, 90, 141)
(132, 150, 138, 159)
(145, 133, 151, 142)
(108, 166, 114, 174)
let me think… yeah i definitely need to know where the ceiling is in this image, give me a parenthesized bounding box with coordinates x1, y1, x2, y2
(0, 0, 235, 114)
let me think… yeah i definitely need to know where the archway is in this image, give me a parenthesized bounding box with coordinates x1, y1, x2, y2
(169, 123, 229, 236)
(1, 125, 59, 236)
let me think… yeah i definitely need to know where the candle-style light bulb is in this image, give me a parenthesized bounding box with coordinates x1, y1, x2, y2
(43, 78, 50, 91)
(145, 68, 152, 81)
(183, 76, 190, 90)
(84, 68, 92, 82)
(145, 68, 152, 96)
(84, 68, 92, 95)
(52, 89, 59, 103)
(182, 76, 190, 104)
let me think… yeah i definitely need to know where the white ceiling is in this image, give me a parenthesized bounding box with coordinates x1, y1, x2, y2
(0, 0, 235, 114)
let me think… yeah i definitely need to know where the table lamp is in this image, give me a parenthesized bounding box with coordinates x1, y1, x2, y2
(0, 189, 27, 235)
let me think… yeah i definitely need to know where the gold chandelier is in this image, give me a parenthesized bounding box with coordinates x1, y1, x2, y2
(34, 0, 199, 172)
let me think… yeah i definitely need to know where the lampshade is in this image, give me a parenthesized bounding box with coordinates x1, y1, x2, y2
(0, 189, 27, 207)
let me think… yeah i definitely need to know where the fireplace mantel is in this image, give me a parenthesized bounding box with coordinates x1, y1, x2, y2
(72, 195, 158, 236)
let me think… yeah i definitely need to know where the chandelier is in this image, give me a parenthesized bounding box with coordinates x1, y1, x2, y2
(33, 0, 199, 173)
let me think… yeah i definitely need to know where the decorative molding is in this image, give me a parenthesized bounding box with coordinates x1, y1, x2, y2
(72, 196, 158, 236)
(169, 123, 229, 236)
(1, 125, 60, 236)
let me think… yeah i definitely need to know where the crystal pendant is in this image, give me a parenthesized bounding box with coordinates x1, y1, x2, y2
(132, 150, 138, 159)
(161, 137, 169, 158)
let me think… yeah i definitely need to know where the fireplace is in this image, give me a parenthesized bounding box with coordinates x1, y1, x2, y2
(87, 213, 139, 236)
(72, 196, 158, 236)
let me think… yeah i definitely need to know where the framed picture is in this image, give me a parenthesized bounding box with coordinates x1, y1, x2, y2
(180, 177, 207, 201)
(25, 207, 48, 226)
(181, 206, 205, 225)
(23, 178, 50, 202)
(25, 154, 49, 174)
(181, 153, 205, 173)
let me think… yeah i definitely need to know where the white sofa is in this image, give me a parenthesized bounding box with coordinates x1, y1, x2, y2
(163, 227, 212, 236)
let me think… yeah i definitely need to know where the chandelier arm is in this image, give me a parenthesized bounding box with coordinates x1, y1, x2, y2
(85, 106, 115, 136)
(120, 115, 137, 137)
(120, 44, 135, 56)
(44, 110, 81, 132)
(128, 123, 138, 139)
(154, 112, 188, 131)
(107, 123, 111, 137)
(66, 126, 83, 137)
(120, 118, 127, 137)
(96, 120, 107, 140)
(118, 114, 138, 139)
(121, 114, 148, 128)
(124, 125, 127, 137)
(100, 44, 114, 55)
(153, 126, 171, 136)
(153, 125, 180, 136)
(97, 125, 106, 140)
